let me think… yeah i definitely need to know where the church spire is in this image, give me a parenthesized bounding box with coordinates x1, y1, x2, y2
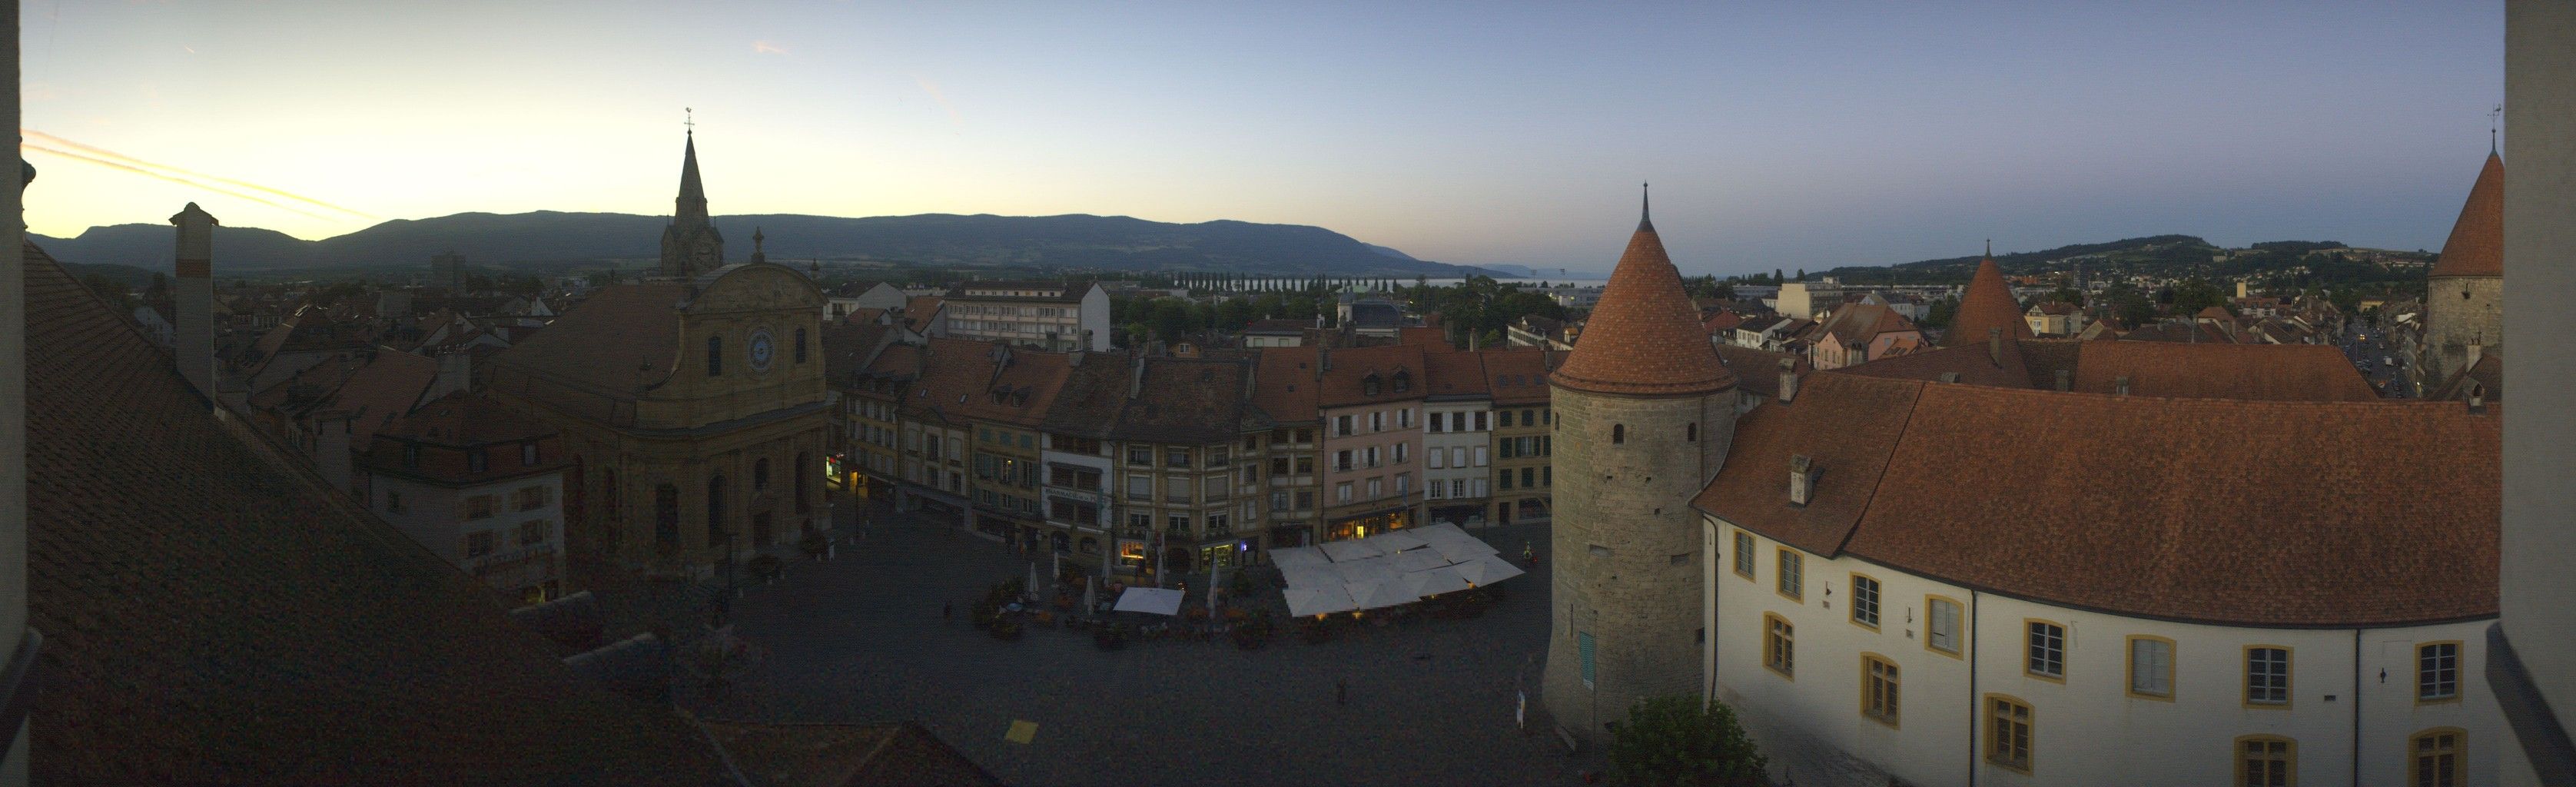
(1638, 182, 1652, 232)
(659, 115, 726, 277)
(676, 125, 709, 228)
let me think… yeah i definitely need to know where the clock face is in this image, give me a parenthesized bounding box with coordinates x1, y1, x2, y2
(748, 329, 776, 371)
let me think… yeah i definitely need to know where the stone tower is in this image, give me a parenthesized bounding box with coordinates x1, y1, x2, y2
(659, 130, 725, 278)
(2422, 151, 2503, 390)
(1543, 189, 1738, 743)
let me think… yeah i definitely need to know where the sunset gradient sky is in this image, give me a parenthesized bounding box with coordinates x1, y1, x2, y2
(18, 2, 2503, 274)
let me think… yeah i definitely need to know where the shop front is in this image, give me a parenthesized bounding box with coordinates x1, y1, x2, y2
(1325, 506, 1412, 542)
(1195, 540, 1254, 571)
(1269, 523, 1310, 550)
(1429, 503, 1486, 530)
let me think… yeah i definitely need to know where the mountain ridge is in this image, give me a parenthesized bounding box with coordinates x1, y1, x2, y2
(30, 211, 1502, 278)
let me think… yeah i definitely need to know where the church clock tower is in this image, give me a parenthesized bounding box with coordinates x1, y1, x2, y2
(659, 126, 725, 278)
(1542, 188, 1739, 744)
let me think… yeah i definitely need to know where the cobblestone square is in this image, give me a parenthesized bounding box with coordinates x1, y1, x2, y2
(681, 500, 1605, 786)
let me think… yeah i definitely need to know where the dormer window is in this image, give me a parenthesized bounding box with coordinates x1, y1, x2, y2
(1363, 374, 1381, 397)
(469, 449, 489, 474)
(1392, 371, 1411, 393)
(521, 442, 539, 466)
(403, 444, 420, 469)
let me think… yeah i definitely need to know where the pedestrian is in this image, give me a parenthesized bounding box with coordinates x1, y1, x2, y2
(1522, 540, 1533, 561)
(1336, 679, 1347, 707)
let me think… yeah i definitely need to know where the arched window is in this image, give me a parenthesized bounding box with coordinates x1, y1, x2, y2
(654, 484, 680, 546)
(754, 458, 771, 491)
(795, 451, 812, 514)
(1687, 423, 1698, 442)
(706, 335, 724, 376)
(1612, 424, 1625, 445)
(795, 327, 808, 364)
(707, 475, 729, 546)
(603, 467, 620, 521)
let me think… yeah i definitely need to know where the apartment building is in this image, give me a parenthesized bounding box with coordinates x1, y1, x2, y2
(1419, 348, 1494, 530)
(941, 280, 1112, 352)
(1312, 345, 1428, 541)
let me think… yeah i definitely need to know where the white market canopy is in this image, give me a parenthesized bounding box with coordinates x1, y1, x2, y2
(1285, 585, 1359, 617)
(1452, 553, 1527, 586)
(1273, 525, 1525, 613)
(1112, 587, 1186, 616)
(1319, 539, 1386, 563)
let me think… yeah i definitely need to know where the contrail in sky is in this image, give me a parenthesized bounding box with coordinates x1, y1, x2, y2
(22, 129, 378, 219)
(22, 144, 334, 221)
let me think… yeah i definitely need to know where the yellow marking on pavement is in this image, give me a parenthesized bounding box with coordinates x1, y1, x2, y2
(1005, 720, 1038, 745)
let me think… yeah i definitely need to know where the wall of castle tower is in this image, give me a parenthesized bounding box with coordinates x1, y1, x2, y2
(1542, 384, 1735, 742)
(2423, 274, 2502, 386)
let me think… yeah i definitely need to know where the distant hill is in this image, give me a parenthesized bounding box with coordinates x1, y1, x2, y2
(31, 211, 1501, 278)
(1817, 234, 2429, 288)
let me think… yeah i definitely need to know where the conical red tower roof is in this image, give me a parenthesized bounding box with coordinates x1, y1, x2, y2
(1943, 257, 2033, 347)
(2430, 152, 2503, 278)
(1550, 193, 1734, 397)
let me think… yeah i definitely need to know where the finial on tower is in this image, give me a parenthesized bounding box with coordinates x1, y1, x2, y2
(750, 227, 766, 264)
(1984, 238, 1992, 258)
(1637, 182, 1653, 231)
(685, 107, 695, 136)
(2491, 105, 2501, 154)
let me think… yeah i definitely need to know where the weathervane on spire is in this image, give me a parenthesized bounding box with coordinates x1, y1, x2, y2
(2491, 105, 2501, 153)
(1985, 238, 1992, 257)
(685, 107, 695, 135)
(1642, 181, 1651, 221)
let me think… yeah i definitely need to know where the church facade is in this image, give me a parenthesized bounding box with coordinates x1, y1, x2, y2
(487, 132, 828, 576)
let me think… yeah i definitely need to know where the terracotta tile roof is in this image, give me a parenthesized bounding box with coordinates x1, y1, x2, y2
(2432, 350, 2503, 402)
(1397, 325, 1449, 347)
(1479, 347, 1559, 406)
(1944, 258, 2034, 347)
(360, 391, 569, 485)
(1250, 346, 1322, 423)
(1814, 302, 1918, 348)
(1041, 354, 1136, 437)
(314, 350, 441, 445)
(1714, 344, 1810, 400)
(1421, 346, 1491, 399)
(1550, 215, 1734, 396)
(2429, 151, 2504, 278)
(1313, 344, 1428, 408)
(898, 338, 1074, 429)
(821, 320, 898, 389)
(1242, 318, 1309, 335)
(1697, 374, 2498, 626)
(21, 243, 732, 784)
(1113, 357, 1266, 443)
(484, 281, 689, 420)
(843, 306, 889, 326)
(2070, 341, 2376, 401)
(901, 297, 946, 334)
(1831, 338, 2035, 389)
(1701, 310, 1744, 334)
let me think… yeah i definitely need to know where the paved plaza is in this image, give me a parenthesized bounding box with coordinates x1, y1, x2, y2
(680, 498, 1608, 786)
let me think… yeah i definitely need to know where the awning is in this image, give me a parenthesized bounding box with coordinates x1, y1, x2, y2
(1285, 586, 1359, 617)
(1278, 563, 1341, 589)
(1111, 587, 1186, 616)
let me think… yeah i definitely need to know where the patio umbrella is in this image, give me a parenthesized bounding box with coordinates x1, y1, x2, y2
(1332, 556, 1399, 586)
(1452, 553, 1527, 586)
(1345, 577, 1418, 610)
(1391, 549, 1451, 573)
(1319, 539, 1386, 563)
(1112, 586, 1186, 616)
(1269, 546, 1330, 569)
(1278, 563, 1336, 589)
(1403, 565, 1472, 597)
(1426, 536, 1501, 564)
(1372, 531, 1431, 553)
(1284, 585, 1358, 617)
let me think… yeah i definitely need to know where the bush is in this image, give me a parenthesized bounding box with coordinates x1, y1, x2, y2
(1607, 696, 1766, 787)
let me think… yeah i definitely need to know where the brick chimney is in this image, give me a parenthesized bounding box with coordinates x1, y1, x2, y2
(171, 203, 218, 399)
(1776, 357, 1798, 403)
(1788, 454, 1815, 506)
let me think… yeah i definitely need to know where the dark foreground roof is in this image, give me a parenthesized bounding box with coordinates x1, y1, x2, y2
(23, 243, 732, 785)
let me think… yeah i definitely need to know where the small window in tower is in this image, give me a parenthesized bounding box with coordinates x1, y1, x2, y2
(1612, 424, 1625, 444)
(1687, 423, 1698, 442)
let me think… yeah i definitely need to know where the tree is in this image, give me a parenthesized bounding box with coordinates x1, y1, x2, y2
(2168, 277, 2226, 315)
(80, 272, 134, 312)
(1774, 268, 1784, 284)
(1920, 295, 1958, 329)
(1149, 299, 1192, 343)
(1608, 695, 1766, 787)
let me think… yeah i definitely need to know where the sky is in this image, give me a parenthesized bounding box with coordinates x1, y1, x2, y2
(18, 2, 2504, 276)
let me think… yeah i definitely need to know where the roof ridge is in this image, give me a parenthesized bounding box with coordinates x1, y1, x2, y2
(1829, 377, 1928, 556)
